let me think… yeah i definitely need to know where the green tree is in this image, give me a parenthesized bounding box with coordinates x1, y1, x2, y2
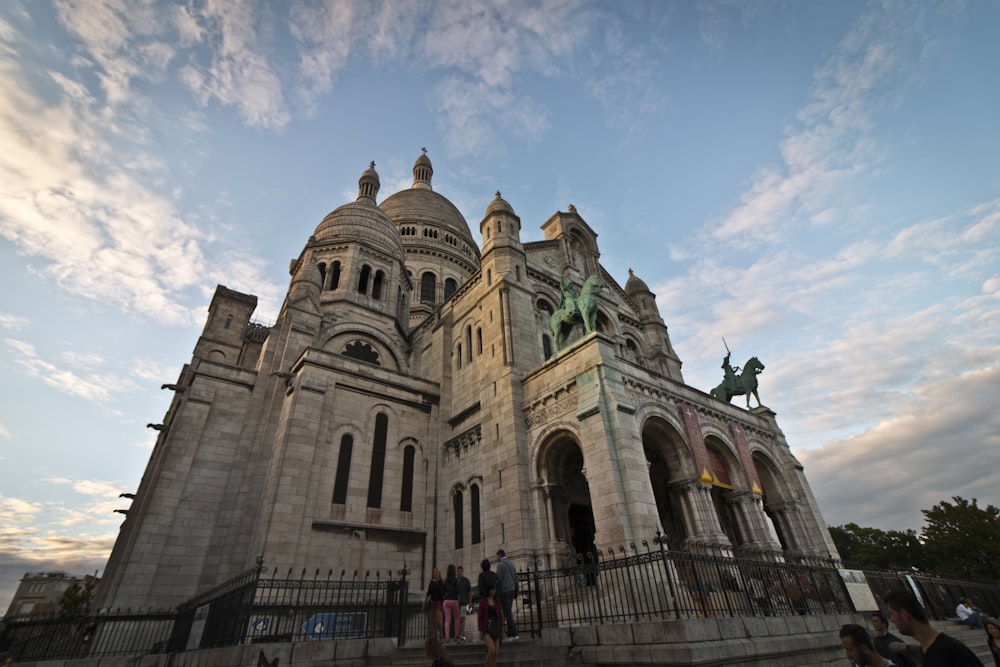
(57, 577, 97, 619)
(829, 523, 925, 571)
(921, 496, 1000, 581)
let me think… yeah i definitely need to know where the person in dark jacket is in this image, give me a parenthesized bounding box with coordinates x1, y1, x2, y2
(478, 583, 505, 667)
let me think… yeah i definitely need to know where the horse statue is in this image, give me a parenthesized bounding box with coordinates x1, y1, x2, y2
(710, 355, 765, 408)
(548, 269, 607, 352)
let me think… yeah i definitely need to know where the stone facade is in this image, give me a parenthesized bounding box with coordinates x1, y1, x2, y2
(96, 152, 838, 610)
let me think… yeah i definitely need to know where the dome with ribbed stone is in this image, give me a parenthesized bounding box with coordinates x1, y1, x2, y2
(313, 162, 405, 260)
(379, 151, 479, 256)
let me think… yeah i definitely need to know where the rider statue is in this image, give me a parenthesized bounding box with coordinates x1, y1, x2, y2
(559, 269, 579, 322)
(722, 353, 741, 395)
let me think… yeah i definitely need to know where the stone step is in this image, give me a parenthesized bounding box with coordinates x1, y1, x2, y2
(370, 638, 581, 666)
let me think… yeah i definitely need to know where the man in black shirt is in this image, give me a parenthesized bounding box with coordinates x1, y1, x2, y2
(885, 591, 984, 667)
(871, 611, 915, 667)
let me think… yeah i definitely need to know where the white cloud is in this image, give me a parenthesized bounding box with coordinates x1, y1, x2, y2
(798, 362, 1000, 532)
(176, 0, 290, 130)
(713, 3, 928, 245)
(0, 313, 28, 329)
(5, 338, 137, 406)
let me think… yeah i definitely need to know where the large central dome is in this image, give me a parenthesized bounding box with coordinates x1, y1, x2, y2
(379, 151, 479, 259)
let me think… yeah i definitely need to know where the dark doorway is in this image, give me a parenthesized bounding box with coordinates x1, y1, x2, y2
(568, 503, 596, 560)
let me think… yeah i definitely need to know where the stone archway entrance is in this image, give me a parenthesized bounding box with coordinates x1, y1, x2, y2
(538, 433, 596, 562)
(641, 417, 691, 544)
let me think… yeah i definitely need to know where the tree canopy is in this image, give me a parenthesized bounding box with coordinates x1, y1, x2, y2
(830, 496, 1000, 582)
(921, 496, 1000, 581)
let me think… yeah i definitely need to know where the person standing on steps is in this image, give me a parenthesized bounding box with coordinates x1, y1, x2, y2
(477, 558, 497, 600)
(456, 565, 472, 643)
(495, 549, 519, 641)
(425, 566, 445, 640)
(478, 583, 505, 667)
(442, 564, 460, 644)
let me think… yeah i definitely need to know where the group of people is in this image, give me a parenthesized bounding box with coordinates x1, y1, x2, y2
(839, 591, 998, 666)
(424, 549, 520, 667)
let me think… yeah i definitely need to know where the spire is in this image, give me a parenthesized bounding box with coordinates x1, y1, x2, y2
(412, 147, 433, 190)
(357, 161, 380, 204)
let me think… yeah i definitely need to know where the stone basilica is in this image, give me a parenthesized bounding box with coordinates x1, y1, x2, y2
(96, 152, 838, 610)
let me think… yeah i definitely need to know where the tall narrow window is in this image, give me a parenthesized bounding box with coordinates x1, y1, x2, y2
(477, 328, 483, 355)
(444, 278, 457, 300)
(332, 435, 353, 504)
(466, 326, 473, 363)
(456, 344, 463, 370)
(358, 265, 371, 294)
(454, 489, 464, 549)
(420, 273, 436, 303)
(471, 483, 481, 544)
(400, 445, 415, 512)
(318, 263, 327, 289)
(331, 261, 341, 290)
(367, 414, 388, 508)
(372, 270, 385, 300)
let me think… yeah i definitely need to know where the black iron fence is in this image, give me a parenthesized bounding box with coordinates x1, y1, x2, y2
(514, 536, 853, 637)
(3, 541, 1000, 662)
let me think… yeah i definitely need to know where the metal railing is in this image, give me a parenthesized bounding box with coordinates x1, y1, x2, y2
(515, 534, 854, 637)
(4, 540, 1000, 661)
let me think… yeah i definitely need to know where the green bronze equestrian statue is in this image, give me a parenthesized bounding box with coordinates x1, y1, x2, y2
(711, 352, 765, 408)
(548, 268, 607, 352)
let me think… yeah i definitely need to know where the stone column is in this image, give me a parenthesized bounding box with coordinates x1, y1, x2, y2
(728, 490, 781, 551)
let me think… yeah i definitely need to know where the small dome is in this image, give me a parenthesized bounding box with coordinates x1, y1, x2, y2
(314, 163, 403, 259)
(486, 191, 515, 216)
(313, 202, 404, 259)
(625, 268, 651, 296)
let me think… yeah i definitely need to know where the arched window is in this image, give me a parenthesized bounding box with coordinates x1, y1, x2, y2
(444, 278, 457, 300)
(318, 262, 327, 288)
(542, 335, 553, 360)
(366, 414, 388, 508)
(456, 343, 463, 370)
(471, 483, 481, 544)
(454, 489, 464, 549)
(420, 272, 436, 303)
(400, 445, 415, 512)
(466, 326, 473, 363)
(372, 270, 385, 300)
(358, 265, 371, 294)
(476, 328, 483, 355)
(332, 435, 353, 504)
(330, 261, 341, 290)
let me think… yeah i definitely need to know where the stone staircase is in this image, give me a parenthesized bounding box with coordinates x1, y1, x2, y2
(368, 637, 582, 667)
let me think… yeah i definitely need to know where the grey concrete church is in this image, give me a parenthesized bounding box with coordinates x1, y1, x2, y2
(96, 152, 838, 610)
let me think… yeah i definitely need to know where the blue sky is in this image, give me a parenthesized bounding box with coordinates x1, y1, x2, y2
(1, 0, 998, 605)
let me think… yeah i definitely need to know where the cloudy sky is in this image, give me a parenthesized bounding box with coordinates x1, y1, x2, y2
(1, 0, 998, 605)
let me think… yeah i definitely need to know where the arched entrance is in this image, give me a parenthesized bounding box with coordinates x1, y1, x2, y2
(641, 417, 691, 544)
(752, 452, 793, 551)
(538, 432, 596, 562)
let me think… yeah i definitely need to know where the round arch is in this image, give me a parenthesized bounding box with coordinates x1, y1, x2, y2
(641, 415, 695, 543)
(536, 429, 596, 560)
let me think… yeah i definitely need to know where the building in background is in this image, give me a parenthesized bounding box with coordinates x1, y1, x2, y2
(4, 572, 97, 618)
(96, 152, 838, 610)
